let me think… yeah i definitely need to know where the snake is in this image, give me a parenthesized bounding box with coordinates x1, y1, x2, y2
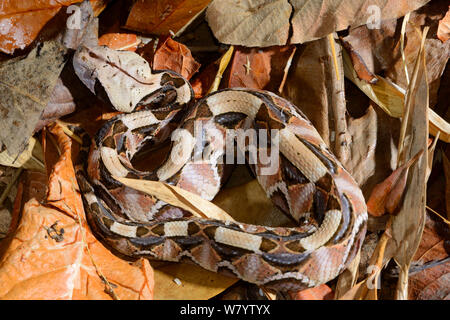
(72, 45, 367, 292)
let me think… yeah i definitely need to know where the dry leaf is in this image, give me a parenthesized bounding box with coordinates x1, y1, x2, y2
(289, 284, 333, 300)
(153, 38, 201, 80)
(153, 264, 237, 300)
(367, 150, 423, 217)
(390, 28, 429, 300)
(408, 214, 450, 300)
(0, 40, 67, 157)
(74, 44, 165, 112)
(0, 124, 154, 299)
(342, 45, 450, 143)
(98, 33, 140, 51)
(444, 153, 450, 220)
(34, 78, 77, 132)
(0, 0, 107, 54)
(224, 45, 296, 93)
(343, 1, 450, 108)
(438, 6, 450, 42)
(125, 0, 210, 36)
(283, 36, 349, 159)
(206, 0, 292, 47)
(206, 0, 430, 47)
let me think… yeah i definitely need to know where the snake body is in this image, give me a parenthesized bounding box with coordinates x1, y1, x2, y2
(73, 45, 367, 291)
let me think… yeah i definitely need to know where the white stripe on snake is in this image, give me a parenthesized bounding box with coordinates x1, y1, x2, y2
(72, 44, 367, 291)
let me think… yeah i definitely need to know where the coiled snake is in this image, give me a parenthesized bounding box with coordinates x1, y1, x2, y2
(72, 45, 367, 291)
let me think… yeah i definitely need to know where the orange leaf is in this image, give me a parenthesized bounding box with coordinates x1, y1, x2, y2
(367, 150, 423, 217)
(153, 38, 200, 80)
(125, 0, 210, 36)
(289, 284, 334, 300)
(224, 46, 296, 92)
(0, 124, 154, 299)
(191, 61, 219, 99)
(0, 0, 108, 54)
(98, 33, 140, 51)
(437, 6, 450, 43)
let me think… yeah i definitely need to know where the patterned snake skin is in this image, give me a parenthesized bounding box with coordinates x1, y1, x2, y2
(72, 44, 367, 291)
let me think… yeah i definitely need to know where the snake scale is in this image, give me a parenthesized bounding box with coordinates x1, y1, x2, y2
(72, 45, 367, 291)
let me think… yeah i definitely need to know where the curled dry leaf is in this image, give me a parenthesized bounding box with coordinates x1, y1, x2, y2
(206, 0, 430, 47)
(0, 0, 108, 54)
(153, 38, 201, 80)
(125, 0, 211, 36)
(367, 150, 423, 217)
(98, 33, 140, 51)
(74, 44, 162, 112)
(437, 6, 450, 43)
(0, 124, 154, 299)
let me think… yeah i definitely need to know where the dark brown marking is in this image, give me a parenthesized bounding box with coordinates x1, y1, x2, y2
(255, 103, 285, 130)
(203, 226, 217, 239)
(271, 190, 290, 215)
(299, 138, 338, 174)
(196, 102, 213, 118)
(131, 124, 159, 136)
(313, 189, 328, 225)
(90, 202, 101, 215)
(211, 242, 252, 259)
(331, 193, 352, 243)
(102, 136, 116, 149)
(262, 252, 309, 266)
(188, 222, 200, 235)
(259, 238, 278, 252)
(285, 241, 305, 253)
(136, 226, 149, 237)
(214, 112, 247, 129)
(102, 216, 114, 229)
(160, 73, 186, 88)
(112, 120, 128, 136)
(281, 156, 309, 185)
(315, 173, 333, 192)
(173, 236, 203, 250)
(327, 194, 341, 211)
(151, 224, 165, 236)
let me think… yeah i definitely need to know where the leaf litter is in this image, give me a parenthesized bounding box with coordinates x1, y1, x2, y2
(0, 0, 448, 300)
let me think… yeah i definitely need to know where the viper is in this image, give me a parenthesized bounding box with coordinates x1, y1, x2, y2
(72, 44, 367, 291)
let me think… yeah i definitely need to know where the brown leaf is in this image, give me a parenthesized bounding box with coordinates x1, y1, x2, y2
(444, 153, 450, 220)
(125, 0, 210, 36)
(0, 0, 108, 54)
(224, 45, 296, 93)
(367, 150, 423, 217)
(289, 284, 334, 300)
(0, 40, 67, 157)
(282, 36, 349, 159)
(0, 124, 154, 299)
(206, 0, 430, 47)
(340, 37, 377, 84)
(344, 1, 450, 108)
(98, 33, 140, 51)
(408, 215, 450, 300)
(437, 6, 450, 43)
(153, 38, 200, 80)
